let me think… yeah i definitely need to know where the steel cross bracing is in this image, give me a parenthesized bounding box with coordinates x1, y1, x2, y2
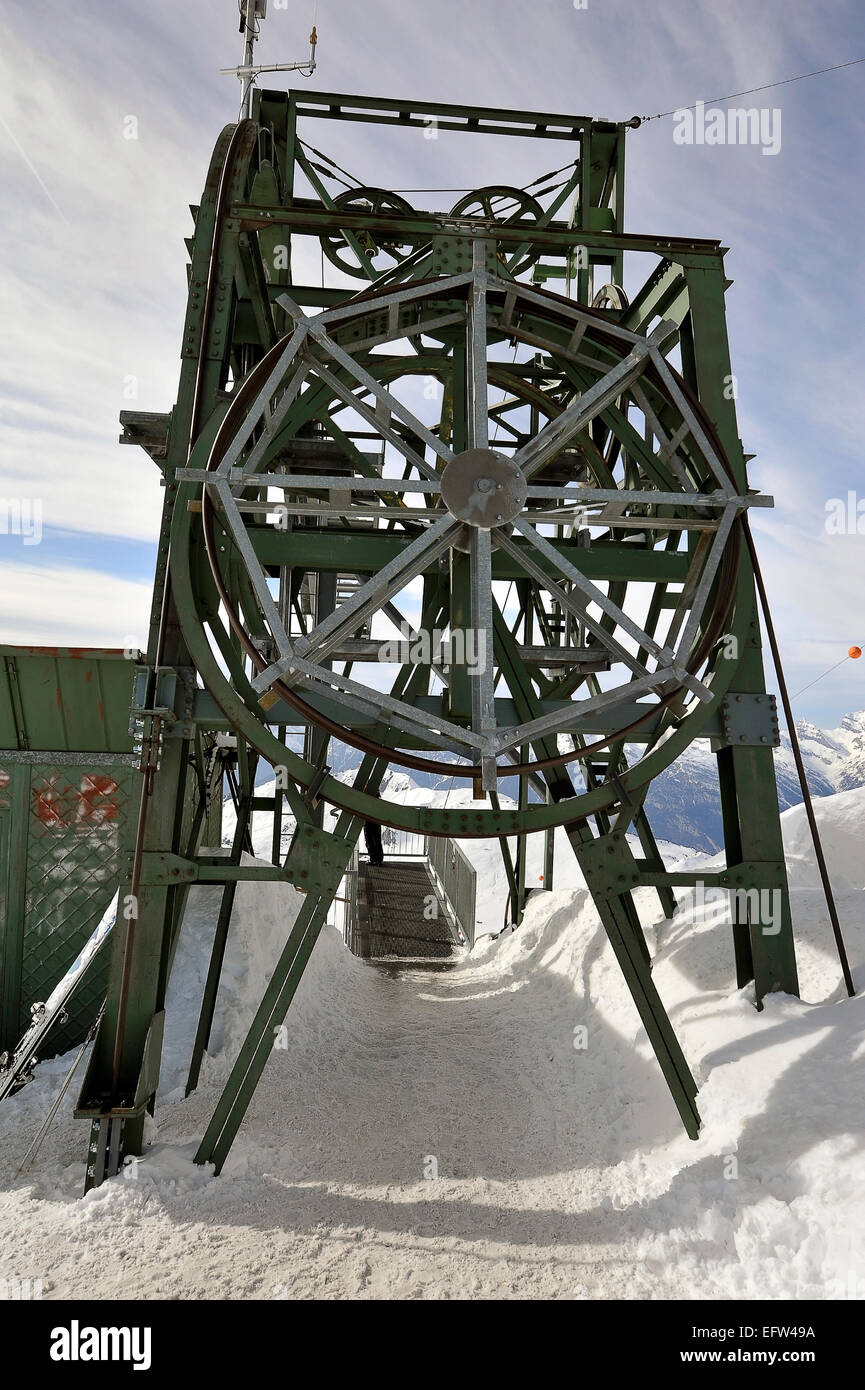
(77, 88, 799, 1187)
(187, 273, 760, 779)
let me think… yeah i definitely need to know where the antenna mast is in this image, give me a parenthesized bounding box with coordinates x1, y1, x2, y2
(224, 1, 318, 120)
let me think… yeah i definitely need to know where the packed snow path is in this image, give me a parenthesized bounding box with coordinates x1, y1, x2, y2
(0, 789, 863, 1300)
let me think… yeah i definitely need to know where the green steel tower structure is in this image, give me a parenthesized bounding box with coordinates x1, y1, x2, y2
(75, 75, 798, 1188)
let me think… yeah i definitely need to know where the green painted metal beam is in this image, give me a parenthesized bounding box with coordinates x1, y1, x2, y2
(249, 527, 690, 583)
(233, 203, 725, 267)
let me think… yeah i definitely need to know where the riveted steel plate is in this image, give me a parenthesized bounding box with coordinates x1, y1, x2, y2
(440, 448, 527, 529)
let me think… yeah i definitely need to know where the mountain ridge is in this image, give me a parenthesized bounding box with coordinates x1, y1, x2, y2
(254, 711, 865, 856)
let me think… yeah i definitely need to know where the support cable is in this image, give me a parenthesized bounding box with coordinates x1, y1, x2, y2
(16, 1007, 104, 1177)
(744, 518, 855, 997)
(634, 55, 865, 124)
(791, 651, 861, 701)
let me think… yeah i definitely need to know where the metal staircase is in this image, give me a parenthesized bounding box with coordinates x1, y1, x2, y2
(343, 836, 476, 965)
(357, 861, 458, 962)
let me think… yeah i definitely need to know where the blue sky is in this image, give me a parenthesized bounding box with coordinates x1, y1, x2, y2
(1, 0, 863, 724)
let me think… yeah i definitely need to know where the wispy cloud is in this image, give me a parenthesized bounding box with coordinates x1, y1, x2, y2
(0, 560, 152, 648)
(2, 0, 863, 723)
(0, 110, 69, 223)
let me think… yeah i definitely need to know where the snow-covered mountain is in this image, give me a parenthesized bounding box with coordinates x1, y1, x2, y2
(640, 734, 831, 854)
(794, 710, 865, 792)
(638, 711, 865, 854)
(254, 711, 865, 857)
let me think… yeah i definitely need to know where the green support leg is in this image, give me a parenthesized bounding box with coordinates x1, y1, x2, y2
(543, 816, 555, 892)
(194, 828, 356, 1173)
(717, 745, 755, 988)
(683, 261, 799, 1002)
(632, 804, 678, 921)
(567, 826, 700, 1138)
(77, 725, 195, 1190)
(185, 780, 254, 1096)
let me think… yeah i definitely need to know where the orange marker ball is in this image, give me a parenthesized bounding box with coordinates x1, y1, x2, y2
(850, 646, 862, 659)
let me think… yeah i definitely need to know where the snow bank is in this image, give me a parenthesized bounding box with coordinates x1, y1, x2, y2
(0, 787, 862, 1300)
(782, 783, 865, 893)
(159, 857, 306, 1096)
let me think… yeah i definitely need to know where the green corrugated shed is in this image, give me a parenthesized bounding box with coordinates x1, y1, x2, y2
(0, 646, 135, 752)
(0, 648, 138, 1055)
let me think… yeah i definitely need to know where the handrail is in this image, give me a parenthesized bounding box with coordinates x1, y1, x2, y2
(342, 834, 477, 954)
(427, 836, 476, 950)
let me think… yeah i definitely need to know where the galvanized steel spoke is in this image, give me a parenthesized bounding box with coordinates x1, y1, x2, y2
(251, 512, 459, 692)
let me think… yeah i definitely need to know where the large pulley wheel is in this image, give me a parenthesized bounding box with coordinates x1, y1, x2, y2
(450, 186, 544, 274)
(321, 187, 421, 278)
(172, 274, 752, 836)
(592, 284, 630, 311)
(449, 185, 544, 223)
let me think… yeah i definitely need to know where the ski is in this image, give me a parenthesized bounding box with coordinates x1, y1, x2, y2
(0, 892, 118, 1104)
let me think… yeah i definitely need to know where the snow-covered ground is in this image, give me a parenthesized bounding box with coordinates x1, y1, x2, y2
(0, 788, 863, 1301)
